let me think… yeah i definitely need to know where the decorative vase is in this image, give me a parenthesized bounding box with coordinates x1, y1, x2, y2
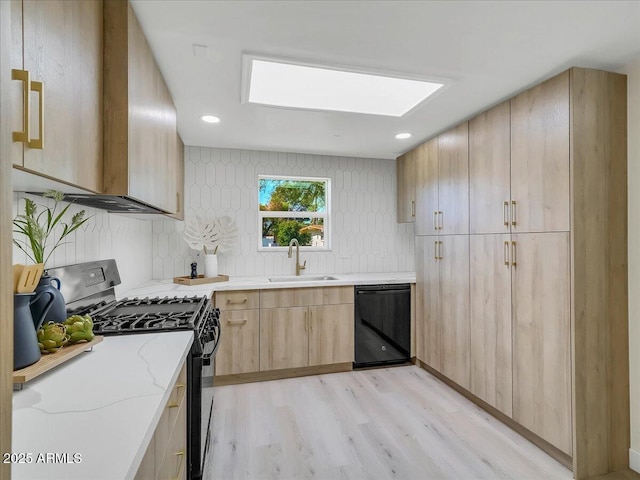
(14, 291, 55, 370)
(203, 254, 218, 278)
(31, 275, 66, 324)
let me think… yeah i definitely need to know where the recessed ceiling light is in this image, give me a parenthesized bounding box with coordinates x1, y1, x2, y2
(245, 57, 444, 117)
(201, 115, 220, 123)
(395, 133, 412, 139)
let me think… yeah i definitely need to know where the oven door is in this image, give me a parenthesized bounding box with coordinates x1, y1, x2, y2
(195, 309, 221, 479)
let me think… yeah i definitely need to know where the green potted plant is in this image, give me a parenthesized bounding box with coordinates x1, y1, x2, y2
(13, 190, 90, 323)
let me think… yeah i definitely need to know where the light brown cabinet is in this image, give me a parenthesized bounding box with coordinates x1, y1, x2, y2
(135, 361, 188, 480)
(437, 123, 469, 235)
(510, 71, 570, 233)
(512, 232, 571, 455)
(10, 0, 103, 192)
(413, 124, 469, 235)
(415, 138, 439, 235)
(103, 0, 181, 214)
(396, 150, 416, 223)
(469, 234, 513, 417)
(308, 304, 354, 366)
(214, 286, 354, 378)
(260, 306, 309, 370)
(215, 309, 260, 375)
(416, 235, 469, 390)
(415, 67, 628, 477)
(469, 101, 511, 234)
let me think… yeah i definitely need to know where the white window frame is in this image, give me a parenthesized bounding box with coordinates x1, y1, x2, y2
(258, 174, 331, 252)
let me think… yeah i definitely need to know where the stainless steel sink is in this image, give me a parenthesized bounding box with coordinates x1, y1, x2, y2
(268, 275, 338, 283)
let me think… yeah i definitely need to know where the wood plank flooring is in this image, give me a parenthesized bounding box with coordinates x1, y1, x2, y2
(204, 365, 572, 480)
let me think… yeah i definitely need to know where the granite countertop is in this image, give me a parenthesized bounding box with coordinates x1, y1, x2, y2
(12, 331, 193, 480)
(121, 271, 416, 299)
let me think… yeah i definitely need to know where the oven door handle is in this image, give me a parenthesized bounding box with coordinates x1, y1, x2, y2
(201, 325, 221, 364)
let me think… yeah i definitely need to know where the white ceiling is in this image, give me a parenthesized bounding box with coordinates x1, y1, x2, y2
(131, 0, 640, 160)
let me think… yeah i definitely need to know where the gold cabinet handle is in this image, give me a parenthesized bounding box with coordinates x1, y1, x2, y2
(434, 240, 438, 260)
(511, 241, 517, 267)
(411, 200, 416, 217)
(438, 211, 443, 231)
(227, 297, 247, 304)
(503, 201, 509, 227)
(504, 241, 509, 267)
(28, 80, 44, 149)
(167, 383, 186, 409)
(438, 241, 443, 260)
(176, 193, 181, 213)
(227, 319, 247, 326)
(511, 201, 517, 227)
(304, 311, 308, 333)
(433, 211, 438, 232)
(171, 450, 186, 480)
(309, 310, 313, 331)
(11, 69, 30, 143)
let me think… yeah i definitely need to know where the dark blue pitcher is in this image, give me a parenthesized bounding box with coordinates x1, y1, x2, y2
(14, 291, 55, 370)
(31, 275, 66, 324)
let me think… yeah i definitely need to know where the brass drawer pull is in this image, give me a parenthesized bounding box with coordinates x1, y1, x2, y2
(504, 241, 509, 267)
(511, 241, 517, 267)
(438, 211, 443, 230)
(227, 297, 247, 304)
(227, 319, 247, 326)
(28, 80, 44, 149)
(171, 450, 186, 480)
(511, 201, 517, 227)
(167, 383, 185, 409)
(503, 201, 509, 227)
(11, 69, 30, 143)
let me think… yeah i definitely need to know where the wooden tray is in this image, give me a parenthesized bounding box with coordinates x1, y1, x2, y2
(13, 336, 103, 386)
(173, 274, 229, 286)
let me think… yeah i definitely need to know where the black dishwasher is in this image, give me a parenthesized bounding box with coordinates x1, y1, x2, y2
(354, 284, 411, 368)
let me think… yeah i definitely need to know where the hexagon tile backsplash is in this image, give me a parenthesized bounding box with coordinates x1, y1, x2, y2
(12, 192, 153, 295)
(152, 147, 415, 279)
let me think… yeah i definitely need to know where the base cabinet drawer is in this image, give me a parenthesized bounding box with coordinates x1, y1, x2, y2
(214, 290, 259, 311)
(135, 361, 187, 480)
(215, 309, 260, 375)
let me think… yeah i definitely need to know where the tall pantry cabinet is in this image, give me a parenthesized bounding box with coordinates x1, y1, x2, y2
(410, 67, 628, 479)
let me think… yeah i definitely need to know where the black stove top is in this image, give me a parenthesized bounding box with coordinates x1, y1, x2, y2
(90, 296, 209, 335)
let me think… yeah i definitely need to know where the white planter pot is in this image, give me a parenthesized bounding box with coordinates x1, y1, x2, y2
(203, 254, 218, 278)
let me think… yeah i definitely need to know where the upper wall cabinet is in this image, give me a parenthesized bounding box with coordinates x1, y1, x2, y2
(414, 124, 469, 235)
(396, 150, 416, 223)
(10, 0, 103, 192)
(103, 0, 180, 214)
(469, 101, 511, 234)
(510, 71, 570, 233)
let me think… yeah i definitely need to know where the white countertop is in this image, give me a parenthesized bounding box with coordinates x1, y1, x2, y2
(12, 331, 193, 480)
(121, 271, 416, 299)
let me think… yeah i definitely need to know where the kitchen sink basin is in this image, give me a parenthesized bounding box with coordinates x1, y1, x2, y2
(268, 275, 338, 283)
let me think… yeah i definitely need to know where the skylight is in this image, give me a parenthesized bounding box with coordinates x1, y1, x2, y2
(246, 58, 444, 117)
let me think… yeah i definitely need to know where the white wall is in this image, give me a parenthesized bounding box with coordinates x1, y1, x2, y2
(152, 147, 415, 279)
(12, 192, 153, 296)
(619, 57, 640, 472)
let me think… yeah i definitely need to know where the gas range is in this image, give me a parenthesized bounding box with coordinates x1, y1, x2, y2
(90, 296, 209, 334)
(49, 260, 220, 480)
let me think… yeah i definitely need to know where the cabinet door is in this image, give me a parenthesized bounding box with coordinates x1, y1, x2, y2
(260, 307, 309, 371)
(469, 101, 511, 234)
(215, 309, 260, 375)
(308, 304, 354, 366)
(439, 234, 470, 389)
(22, 0, 103, 192)
(438, 122, 469, 235)
(396, 150, 416, 223)
(469, 234, 512, 416)
(415, 138, 439, 235)
(126, 3, 177, 213)
(416, 236, 441, 368)
(512, 232, 571, 455)
(511, 71, 570, 233)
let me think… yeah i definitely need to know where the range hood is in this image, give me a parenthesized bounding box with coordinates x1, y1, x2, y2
(27, 192, 169, 214)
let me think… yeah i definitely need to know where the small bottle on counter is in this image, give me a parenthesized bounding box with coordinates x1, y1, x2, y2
(190, 262, 198, 279)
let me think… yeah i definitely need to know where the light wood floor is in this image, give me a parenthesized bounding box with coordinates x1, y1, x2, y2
(204, 365, 573, 480)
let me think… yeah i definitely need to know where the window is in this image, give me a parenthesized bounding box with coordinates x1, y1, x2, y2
(258, 175, 330, 250)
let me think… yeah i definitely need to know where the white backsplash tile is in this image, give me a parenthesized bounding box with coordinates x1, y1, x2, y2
(12, 192, 153, 296)
(152, 146, 415, 279)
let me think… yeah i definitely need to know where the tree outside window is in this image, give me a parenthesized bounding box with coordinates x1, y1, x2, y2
(258, 176, 330, 250)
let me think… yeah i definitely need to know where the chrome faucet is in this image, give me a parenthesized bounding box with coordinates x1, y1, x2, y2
(288, 238, 307, 276)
